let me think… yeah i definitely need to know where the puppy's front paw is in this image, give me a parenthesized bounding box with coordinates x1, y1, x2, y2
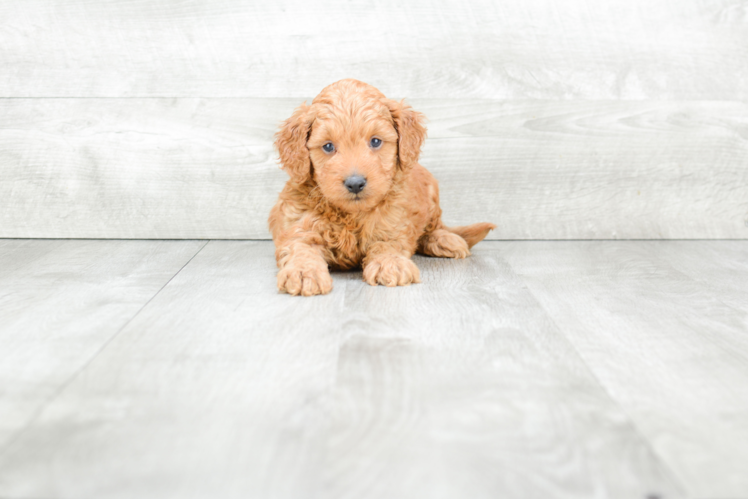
(363, 254, 420, 287)
(277, 262, 333, 296)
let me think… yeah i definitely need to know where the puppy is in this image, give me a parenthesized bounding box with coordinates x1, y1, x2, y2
(269, 79, 495, 296)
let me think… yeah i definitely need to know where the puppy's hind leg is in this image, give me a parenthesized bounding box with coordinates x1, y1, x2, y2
(418, 222, 497, 259)
(417, 229, 471, 259)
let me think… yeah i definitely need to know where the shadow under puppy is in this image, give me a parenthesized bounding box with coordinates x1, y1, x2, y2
(269, 79, 495, 296)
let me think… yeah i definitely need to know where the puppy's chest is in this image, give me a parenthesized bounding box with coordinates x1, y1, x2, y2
(315, 201, 418, 268)
(322, 223, 367, 268)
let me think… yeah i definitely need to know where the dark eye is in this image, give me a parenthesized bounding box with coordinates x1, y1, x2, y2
(322, 142, 335, 153)
(370, 137, 382, 149)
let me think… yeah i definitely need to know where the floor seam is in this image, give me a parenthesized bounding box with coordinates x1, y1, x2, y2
(499, 251, 691, 498)
(0, 239, 210, 458)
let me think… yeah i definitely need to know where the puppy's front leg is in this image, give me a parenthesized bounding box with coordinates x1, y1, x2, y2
(362, 242, 420, 287)
(276, 239, 332, 296)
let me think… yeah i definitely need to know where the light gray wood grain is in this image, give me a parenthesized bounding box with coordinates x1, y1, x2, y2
(1, 99, 746, 239)
(0, 241, 346, 497)
(0, 239, 204, 451)
(1, 0, 746, 99)
(0, 241, 683, 497)
(637, 241, 748, 315)
(321, 252, 680, 498)
(501, 241, 748, 497)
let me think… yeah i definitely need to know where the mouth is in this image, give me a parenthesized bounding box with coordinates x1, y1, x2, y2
(340, 192, 371, 210)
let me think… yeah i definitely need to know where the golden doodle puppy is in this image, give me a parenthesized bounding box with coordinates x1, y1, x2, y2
(269, 79, 495, 296)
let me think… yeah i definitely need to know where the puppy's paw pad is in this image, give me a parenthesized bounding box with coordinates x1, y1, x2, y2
(277, 264, 333, 296)
(363, 254, 420, 287)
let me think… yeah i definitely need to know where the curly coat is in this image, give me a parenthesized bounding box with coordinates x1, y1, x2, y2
(269, 79, 495, 296)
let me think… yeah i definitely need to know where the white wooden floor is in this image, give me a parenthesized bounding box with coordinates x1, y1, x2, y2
(1, 239, 747, 498)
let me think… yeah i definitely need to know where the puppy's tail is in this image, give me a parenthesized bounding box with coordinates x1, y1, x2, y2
(446, 222, 497, 249)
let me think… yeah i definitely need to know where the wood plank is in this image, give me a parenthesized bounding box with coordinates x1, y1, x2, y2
(0, 241, 682, 497)
(501, 240, 748, 497)
(320, 251, 681, 498)
(1, 0, 746, 99)
(637, 241, 748, 315)
(0, 241, 346, 497)
(1, 99, 746, 239)
(0, 239, 205, 451)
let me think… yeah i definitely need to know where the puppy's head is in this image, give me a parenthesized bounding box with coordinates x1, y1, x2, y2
(274, 79, 426, 212)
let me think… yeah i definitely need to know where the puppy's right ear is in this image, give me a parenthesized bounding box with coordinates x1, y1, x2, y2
(274, 103, 313, 184)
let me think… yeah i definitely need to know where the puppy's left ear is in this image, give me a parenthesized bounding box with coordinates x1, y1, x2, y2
(384, 99, 427, 170)
(274, 103, 314, 184)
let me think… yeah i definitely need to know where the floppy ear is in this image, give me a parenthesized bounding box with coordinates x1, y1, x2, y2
(384, 99, 427, 170)
(274, 103, 314, 183)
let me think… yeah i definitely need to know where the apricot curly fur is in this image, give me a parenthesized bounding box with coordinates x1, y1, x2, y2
(269, 79, 495, 296)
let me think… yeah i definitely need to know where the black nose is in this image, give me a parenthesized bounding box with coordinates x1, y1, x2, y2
(344, 175, 367, 194)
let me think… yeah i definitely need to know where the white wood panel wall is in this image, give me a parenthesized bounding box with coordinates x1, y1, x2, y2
(2, 0, 747, 99)
(1, 0, 746, 239)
